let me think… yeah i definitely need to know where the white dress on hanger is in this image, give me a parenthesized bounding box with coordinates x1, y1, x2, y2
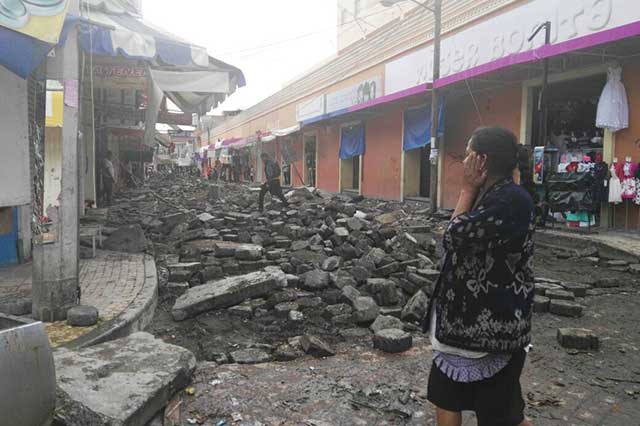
(609, 164, 623, 204)
(596, 67, 629, 132)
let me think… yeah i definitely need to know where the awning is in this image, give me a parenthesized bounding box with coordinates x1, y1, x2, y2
(272, 124, 301, 137)
(80, 9, 208, 67)
(0, 15, 77, 78)
(0, 0, 69, 43)
(261, 134, 276, 143)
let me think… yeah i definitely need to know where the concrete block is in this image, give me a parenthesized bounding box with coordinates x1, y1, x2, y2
(549, 300, 584, 318)
(557, 328, 599, 350)
(54, 332, 196, 426)
(373, 329, 413, 353)
(67, 305, 99, 327)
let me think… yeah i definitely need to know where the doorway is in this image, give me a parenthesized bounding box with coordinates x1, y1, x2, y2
(403, 147, 430, 198)
(340, 156, 361, 192)
(304, 133, 317, 187)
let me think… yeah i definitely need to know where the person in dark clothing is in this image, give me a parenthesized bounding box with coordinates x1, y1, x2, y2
(424, 127, 535, 426)
(258, 153, 289, 212)
(102, 151, 116, 207)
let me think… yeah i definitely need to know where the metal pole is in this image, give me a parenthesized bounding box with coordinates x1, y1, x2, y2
(429, 0, 442, 213)
(540, 22, 551, 147)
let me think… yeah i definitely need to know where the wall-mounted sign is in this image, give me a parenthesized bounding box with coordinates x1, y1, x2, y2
(87, 64, 147, 89)
(385, 0, 633, 94)
(158, 111, 193, 126)
(296, 95, 325, 122)
(326, 77, 382, 114)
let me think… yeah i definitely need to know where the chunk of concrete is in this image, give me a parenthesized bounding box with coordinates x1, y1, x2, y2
(370, 315, 404, 333)
(351, 296, 380, 324)
(67, 305, 99, 327)
(532, 295, 550, 313)
(549, 300, 584, 318)
(300, 335, 336, 357)
(302, 270, 330, 291)
(401, 290, 429, 323)
(54, 332, 196, 426)
(373, 329, 413, 353)
(545, 289, 575, 301)
(229, 349, 272, 365)
(102, 224, 148, 253)
(172, 268, 287, 321)
(557, 328, 599, 350)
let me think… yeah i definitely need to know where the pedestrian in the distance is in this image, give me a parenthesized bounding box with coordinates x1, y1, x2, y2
(258, 153, 289, 212)
(424, 127, 535, 426)
(102, 151, 116, 206)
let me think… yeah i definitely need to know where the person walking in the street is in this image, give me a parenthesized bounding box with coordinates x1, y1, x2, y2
(258, 153, 289, 212)
(424, 127, 535, 426)
(102, 151, 116, 206)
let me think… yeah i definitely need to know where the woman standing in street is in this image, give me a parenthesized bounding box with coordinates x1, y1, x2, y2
(425, 127, 536, 426)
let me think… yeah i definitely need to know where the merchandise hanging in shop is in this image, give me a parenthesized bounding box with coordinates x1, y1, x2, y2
(596, 66, 629, 133)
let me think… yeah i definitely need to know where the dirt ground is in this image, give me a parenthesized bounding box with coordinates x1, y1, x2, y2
(146, 230, 640, 426)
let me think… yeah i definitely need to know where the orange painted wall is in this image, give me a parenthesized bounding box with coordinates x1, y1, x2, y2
(441, 85, 523, 209)
(316, 125, 341, 193)
(362, 107, 403, 200)
(612, 62, 640, 229)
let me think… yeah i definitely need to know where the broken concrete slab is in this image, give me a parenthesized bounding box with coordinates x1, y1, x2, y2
(301, 270, 330, 291)
(533, 295, 551, 313)
(370, 315, 404, 333)
(401, 290, 429, 323)
(557, 328, 599, 350)
(54, 332, 195, 426)
(373, 329, 413, 353)
(549, 300, 584, 318)
(230, 349, 272, 365)
(300, 335, 336, 358)
(351, 296, 380, 324)
(172, 268, 287, 321)
(67, 305, 99, 327)
(102, 224, 148, 253)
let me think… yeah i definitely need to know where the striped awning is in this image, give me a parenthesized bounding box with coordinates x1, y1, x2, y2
(79, 10, 208, 67)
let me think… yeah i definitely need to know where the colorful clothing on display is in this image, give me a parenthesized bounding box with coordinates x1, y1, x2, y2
(621, 161, 638, 200)
(609, 163, 623, 204)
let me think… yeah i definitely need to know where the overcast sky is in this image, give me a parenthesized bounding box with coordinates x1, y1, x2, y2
(142, 0, 338, 114)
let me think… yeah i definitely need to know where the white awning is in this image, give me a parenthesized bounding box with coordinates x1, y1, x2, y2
(272, 124, 301, 137)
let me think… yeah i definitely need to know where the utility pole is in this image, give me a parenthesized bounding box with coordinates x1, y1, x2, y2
(33, 0, 81, 321)
(428, 0, 442, 214)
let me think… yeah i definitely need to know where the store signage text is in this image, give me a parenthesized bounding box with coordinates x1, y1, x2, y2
(296, 95, 325, 122)
(326, 77, 382, 114)
(385, 0, 629, 94)
(93, 65, 147, 79)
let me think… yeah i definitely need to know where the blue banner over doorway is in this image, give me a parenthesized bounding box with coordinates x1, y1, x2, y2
(339, 122, 365, 160)
(403, 100, 444, 152)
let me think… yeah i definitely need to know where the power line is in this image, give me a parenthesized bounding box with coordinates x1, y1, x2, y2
(216, 7, 392, 57)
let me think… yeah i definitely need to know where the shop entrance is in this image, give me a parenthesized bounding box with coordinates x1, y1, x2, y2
(340, 156, 361, 192)
(528, 73, 607, 229)
(403, 147, 431, 198)
(304, 133, 317, 187)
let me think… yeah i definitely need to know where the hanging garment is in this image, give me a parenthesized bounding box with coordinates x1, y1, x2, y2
(593, 161, 609, 205)
(621, 161, 638, 200)
(596, 67, 629, 132)
(635, 164, 640, 205)
(608, 163, 623, 204)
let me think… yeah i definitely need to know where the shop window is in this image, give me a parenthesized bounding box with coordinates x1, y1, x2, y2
(304, 134, 317, 187)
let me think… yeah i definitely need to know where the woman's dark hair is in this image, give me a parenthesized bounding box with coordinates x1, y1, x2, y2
(469, 126, 520, 178)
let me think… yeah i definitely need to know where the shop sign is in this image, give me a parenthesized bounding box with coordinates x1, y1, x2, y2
(88, 64, 147, 89)
(385, 0, 632, 94)
(157, 111, 194, 126)
(296, 95, 325, 122)
(326, 77, 382, 114)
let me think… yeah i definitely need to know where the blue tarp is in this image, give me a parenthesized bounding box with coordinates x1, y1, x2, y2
(340, 122, 365, 160)
(0, 16, 77, 79)
(403, 100, 445, 152)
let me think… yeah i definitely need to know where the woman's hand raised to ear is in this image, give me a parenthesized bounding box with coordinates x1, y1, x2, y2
(462, 152, 488, 191)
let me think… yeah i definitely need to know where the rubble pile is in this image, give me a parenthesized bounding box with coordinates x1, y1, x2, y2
(104, 175, 445, 359)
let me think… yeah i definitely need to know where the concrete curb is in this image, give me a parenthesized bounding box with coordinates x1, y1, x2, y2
(537, 229, 640, 261)
(63, 254, 158, 350)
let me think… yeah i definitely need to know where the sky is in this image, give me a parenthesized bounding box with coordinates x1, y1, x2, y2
(142, 0, 338, 115)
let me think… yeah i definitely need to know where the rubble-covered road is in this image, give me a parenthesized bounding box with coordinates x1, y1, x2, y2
(102, 174, 640, 426)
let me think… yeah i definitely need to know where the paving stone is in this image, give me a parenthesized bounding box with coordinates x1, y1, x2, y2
(367, 278, 399, 306)
(66, 305, 99, 327)
(376, 261, 400, 277)
(532, 295, 550, 313)
(339, 328, 372, 339)
(549, 300, 584, 318)
(594, 277, 621, 288)
(230, 349, 272, 365)
(560, 282, 591, 297)
(288, 310, 304, 322)
(228, 304, 254, 318)
(534, 282, 564, 295)
(273, 344, 305, 362)
(323, 303, 353, 320)
(102, 224, 148, 253)
(340, 285, 361, 306)
(351, 296, 380, 324)
(300, 335, 335, 357)
(557, 328, 599, 350)
(302, 270, 330, 291)
(172, 268, 287, 321)
(546, 289, 576, 301)
(351, 266, 370, 283)
(54, 332, 196, 426)
(167, 262, 201, 282)
(274, 301, 299, 317)
(322, 256, 342, 272)
(401, 290, 429, 323)
(373, 329, 413, 353)
(370, 315, 404, 333)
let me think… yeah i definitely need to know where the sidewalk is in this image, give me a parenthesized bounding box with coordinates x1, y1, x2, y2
(0, 250, 157, 347)
(539, 228, 640, 259)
